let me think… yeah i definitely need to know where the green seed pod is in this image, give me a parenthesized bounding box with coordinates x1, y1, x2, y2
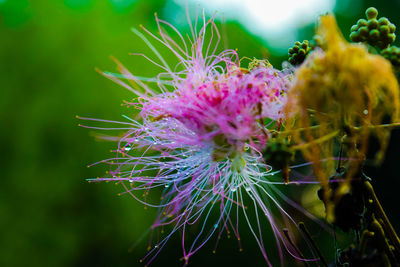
(351, 25, 358, 32)
(368, 19, 379, 30)
(366, 7, 378, 19)
(378, 17, 389, 26)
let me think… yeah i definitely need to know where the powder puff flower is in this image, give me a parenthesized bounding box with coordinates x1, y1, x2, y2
(284, 14, 400, 222)
(81, 11, 322, 266)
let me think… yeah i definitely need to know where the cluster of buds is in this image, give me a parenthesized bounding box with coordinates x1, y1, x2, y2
(350, 7, 396, 49)
(287, 40, 312, 66)
(381, 45, 400, 67)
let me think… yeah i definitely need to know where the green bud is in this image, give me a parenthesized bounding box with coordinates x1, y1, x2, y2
(293, 45, 299, 52)
(366, 7, 378, 20)
(389, 23, 396, 33)
(295, 41, 301, 46)
(351, 25, 358, 32)
(388, 33, 396, 43)
(380, 25, 390, 34)
(367, 19, 379, 30)
(369, 29, 380, 41)
(357, 19, 368, 27)
(358, 26, 369, 37)
(378, 17, 389, 26)
(350, 32, 362, 42)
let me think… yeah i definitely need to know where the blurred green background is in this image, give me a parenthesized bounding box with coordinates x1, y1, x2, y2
(1, 0, 400, 266)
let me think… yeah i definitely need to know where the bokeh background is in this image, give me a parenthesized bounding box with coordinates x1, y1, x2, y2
(2, 0, 400, 266)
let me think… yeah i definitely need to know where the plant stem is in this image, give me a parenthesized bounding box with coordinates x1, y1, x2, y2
(359, 230, 374, 255)
(365, 181, 400, 255)
(336, 141, 344, 172)
(369, 218, 397, 266)
(299, 222, 328, 267)
(293, 130, 340, 150)
(283, 229, 309, 267)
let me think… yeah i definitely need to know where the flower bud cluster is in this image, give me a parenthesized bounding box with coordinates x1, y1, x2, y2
(350, 7, 396, 49)
(381, 45, 400, 67)
(288, 40, 312, 66)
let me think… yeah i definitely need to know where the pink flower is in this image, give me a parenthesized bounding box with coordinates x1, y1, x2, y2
(81, 11, 322, 267)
